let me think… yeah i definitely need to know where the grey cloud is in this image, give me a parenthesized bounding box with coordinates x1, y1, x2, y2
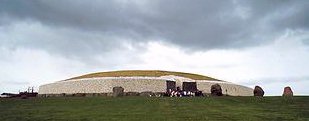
(0, 26, 121, 58)
(243, 1, 309, 30)
(0, 23, 144, 65)
(0, 0, 308, 52)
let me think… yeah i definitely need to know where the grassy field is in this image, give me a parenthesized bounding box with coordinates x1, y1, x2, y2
(0, 96, 308, 121)
(67, 70, 221, 81)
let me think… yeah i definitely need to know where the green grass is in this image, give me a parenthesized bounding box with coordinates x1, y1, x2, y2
(0, 96, 308, 121)
(67, 70, 221, 81)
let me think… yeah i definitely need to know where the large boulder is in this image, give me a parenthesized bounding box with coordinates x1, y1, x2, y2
(282, 86, 293, 97)
(125, 92, 140, 96)
(140, 91, 154, 97)
(253, 86, 264, 97)
(112, 86, 124, 97)
(211, 84, 223, 96)
(73, 93, 86, 97)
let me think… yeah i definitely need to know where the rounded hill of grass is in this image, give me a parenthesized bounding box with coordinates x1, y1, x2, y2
(67, 70, 221, 81)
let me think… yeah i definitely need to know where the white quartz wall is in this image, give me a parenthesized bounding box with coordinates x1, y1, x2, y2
(39, 76, 253, 96)
(196, 81, 253, 96)
(39, 78, 166, 94)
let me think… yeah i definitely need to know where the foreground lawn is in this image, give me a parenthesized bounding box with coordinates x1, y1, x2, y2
(0, 96, 308, 121)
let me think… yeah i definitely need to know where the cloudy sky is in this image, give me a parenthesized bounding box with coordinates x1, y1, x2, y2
(0, 0, 309, 95)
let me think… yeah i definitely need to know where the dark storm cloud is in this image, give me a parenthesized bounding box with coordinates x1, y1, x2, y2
(0, 24, 124, 58)
(0, 0, 309, 52)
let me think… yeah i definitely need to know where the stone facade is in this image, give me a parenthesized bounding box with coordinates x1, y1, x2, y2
(39, 76, 253, 96)
(197, 81, 253, 96)
(39, 77, 166, 94)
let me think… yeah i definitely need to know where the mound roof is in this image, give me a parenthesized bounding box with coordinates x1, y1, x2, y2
(67, 70, 222, 81)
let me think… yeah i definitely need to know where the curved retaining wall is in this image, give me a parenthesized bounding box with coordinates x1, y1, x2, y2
(39, 76, 253, 96)
(196, 81, 253, 96)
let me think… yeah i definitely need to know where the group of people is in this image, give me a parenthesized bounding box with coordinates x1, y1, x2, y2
(166, 87, 203, 97)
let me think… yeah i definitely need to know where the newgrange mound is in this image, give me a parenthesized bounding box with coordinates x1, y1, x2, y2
(39, 70, 253, 96)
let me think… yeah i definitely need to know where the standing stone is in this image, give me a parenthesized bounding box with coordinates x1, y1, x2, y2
(112, 86, 124, 97)
(253, 86, 264, 97)
(282, 86, 293, 97)
(211, 84, 223, 96)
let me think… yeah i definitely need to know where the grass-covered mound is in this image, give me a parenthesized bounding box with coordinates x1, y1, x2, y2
(0, 96, 308, 121)
(68, 70, 221, 81)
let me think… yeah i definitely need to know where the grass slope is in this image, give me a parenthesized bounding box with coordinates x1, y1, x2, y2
(67, 70, 221, 81)
(0, 96, 308, 121)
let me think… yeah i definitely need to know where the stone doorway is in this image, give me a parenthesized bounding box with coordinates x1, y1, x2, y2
(182, 82, 197, 92)
(166, 81, 176, 91)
